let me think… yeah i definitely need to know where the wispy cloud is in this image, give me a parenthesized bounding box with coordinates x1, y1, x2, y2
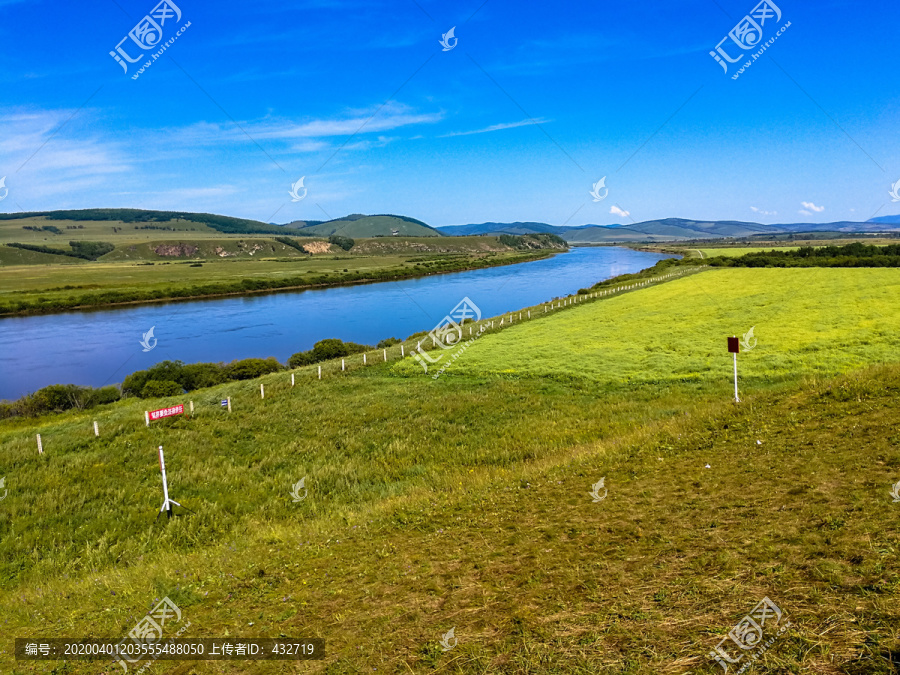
(800, 201, 825, 213)
(164, 103, 443, 153)
(439, 118, 550, 138)
(610, 205, 630, 218)
(750, 206, 777, 216)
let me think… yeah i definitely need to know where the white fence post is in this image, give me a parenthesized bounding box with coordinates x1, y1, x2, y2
(260, 383, 265, 399)
(189, 400, 194, 413)
(37, 434, 43, 455)
(318, 365, 322, 379)
(383, 349, 387, 361)
(342, 359, 345, 371)
(145, 411, 150, 427)
(93, 421, 99, 437)
(363, 353, 367, 365)
(227, 397, 232, 413)
(291, 373, 295, 387)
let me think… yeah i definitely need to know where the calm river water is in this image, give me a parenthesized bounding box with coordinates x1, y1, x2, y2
(0, 246, 673, 399)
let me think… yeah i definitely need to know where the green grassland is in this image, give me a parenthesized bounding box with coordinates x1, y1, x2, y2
(1, 267, 899, 673)
(402, 268, 900, 390)
(287, 214, 441, 238)
(0, 216, 223, 244)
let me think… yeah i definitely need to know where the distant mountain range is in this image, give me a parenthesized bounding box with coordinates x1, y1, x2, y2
(3, 208, 899, 243)
(437, 216, 900, 242)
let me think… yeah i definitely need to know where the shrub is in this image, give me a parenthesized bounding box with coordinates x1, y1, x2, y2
(141, 380, 183, 397)
(288, 351, 315, 368)
(32, 384, 84, 412)
(377, 337, 401, 348)
(288, 338, 372, 367)
(84, 385, 121, 407)
(328, 235, 355, 251)
(122, 360, 185, 397)
(181, 363, 227, 390)
(225, 357, 283, 380)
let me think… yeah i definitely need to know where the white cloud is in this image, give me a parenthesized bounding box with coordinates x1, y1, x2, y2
(800, 201, 825, 212)
(750, 206, 777, 216)
(439, 118, 550, 138)
(610, 205, 630, 218)
(0, 109, 131, 204)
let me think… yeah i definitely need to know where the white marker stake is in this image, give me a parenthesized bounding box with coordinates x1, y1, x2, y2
(733, 351, 740, 403)
(401, 345, 405, 357)
(260, 384, 265, 399)
(93, 421, 99, 437)
(528, 310, 531, 318)
(145, 411, 150, 427)
(318, 365, 322, 379)
(159, 445, 172, 518)
(383, 349, 387, 361)
(363, 353, 367, 365)
(37, 434, 43, 455)
(342, 359, 345, 371)
(189, 400, 194, 413)
(227, 397, 232, 413)
(291, 373, 295, 387)
(156, 445, 188, 521)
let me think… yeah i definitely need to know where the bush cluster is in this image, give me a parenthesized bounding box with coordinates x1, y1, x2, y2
(288, 338, 371, 368)
(709, 242, 900, 268)
(0, 384, 120, 419)
(6, 240, 114, 261)
(328, 235, 355, 251)
(122, 358, 283, 398)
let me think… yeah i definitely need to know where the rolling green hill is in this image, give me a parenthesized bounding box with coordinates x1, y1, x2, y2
(0, 208, 286, 235)
(288, 213, 442, 238)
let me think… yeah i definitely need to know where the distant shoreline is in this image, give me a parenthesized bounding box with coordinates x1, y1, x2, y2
(0, 249, 560, 318)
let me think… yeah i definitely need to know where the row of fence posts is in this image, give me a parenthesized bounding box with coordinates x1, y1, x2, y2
(29, 270, 693, 454)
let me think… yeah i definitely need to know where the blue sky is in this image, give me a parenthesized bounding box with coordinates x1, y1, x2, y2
(0, 0, 898, 227)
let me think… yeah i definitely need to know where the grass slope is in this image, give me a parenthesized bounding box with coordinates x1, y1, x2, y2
(402, 268, 900, 388)
(2, 268, 899, 673)
(294, 215, 442, 238)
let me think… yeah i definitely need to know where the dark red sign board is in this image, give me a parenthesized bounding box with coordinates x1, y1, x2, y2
(727, 337, 740, 354)
(149, 404, 184, 421)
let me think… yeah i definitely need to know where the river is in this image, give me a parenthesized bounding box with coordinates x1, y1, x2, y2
(0, 246, 673, 399)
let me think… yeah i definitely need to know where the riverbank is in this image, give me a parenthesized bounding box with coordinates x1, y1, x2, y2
(0, 247, 677, 400)
(0, 248, 557, 317)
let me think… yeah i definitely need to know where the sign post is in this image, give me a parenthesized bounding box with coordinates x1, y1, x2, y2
(727, 336, 740, 403)
(155, 445, 190, 521)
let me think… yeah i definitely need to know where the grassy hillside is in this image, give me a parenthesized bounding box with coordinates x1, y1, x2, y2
(400, 268, 900, 387)
(1, 266, 899, 673)
(292, 214, 442, 238)
(0, 209, 285, 235)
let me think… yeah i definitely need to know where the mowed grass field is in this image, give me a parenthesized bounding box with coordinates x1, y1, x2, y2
(405, 268, 900, 390)
(2, 268, 900, 673)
